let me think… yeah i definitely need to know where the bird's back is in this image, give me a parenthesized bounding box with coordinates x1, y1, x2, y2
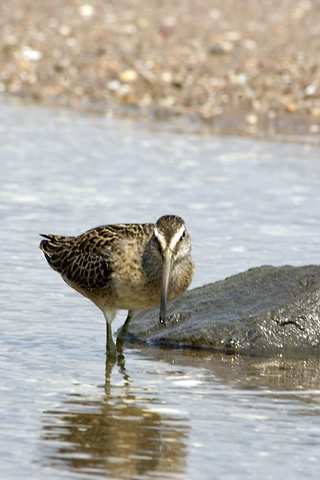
(39, 223, 154, 292)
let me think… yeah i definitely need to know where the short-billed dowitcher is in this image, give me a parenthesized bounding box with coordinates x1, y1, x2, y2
(39, 215, 194, 355)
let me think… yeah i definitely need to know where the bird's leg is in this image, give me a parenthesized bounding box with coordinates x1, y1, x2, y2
(106, 322, 117, 356)
(116, 311, 133, 352)
(103, 310, 117, 356)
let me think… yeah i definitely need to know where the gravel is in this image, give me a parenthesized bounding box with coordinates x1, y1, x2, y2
(1, 0, 320, 139)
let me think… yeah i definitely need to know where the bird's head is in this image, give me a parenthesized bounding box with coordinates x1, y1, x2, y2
(152, 215, 192, 324)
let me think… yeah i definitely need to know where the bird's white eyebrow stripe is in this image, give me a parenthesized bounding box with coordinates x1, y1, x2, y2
(169, 224, 185, 249)
(154, 224, 185, 250)
(154, 227, 167, 250)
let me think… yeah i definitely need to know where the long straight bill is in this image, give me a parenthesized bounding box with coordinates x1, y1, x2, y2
(159, 248, 173, 324)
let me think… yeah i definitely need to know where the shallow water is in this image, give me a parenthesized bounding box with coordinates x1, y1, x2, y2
(1, 98, 320, 479)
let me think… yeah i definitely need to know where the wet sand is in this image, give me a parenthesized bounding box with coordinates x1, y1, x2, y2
(1, 0, 320, 139)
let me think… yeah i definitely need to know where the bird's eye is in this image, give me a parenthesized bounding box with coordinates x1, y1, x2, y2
(180, 230, 186, 241)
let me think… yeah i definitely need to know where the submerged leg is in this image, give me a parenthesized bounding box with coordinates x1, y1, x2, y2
(116, 311, 133, 352)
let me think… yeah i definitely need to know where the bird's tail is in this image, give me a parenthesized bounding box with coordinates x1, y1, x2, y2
(39, 234, 74, 265)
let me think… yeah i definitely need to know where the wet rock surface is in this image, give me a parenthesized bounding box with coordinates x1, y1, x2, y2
(128, 265, 320, 356)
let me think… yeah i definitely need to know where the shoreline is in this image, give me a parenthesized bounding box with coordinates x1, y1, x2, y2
(4, 92, 319, 147)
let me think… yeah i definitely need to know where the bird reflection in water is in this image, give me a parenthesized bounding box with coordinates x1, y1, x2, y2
(40, 357, 190, 478)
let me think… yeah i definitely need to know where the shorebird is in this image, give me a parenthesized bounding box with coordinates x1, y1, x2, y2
(39, 215, 194, 355)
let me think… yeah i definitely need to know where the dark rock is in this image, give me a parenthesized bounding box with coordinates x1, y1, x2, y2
(127, 265, 320, 356)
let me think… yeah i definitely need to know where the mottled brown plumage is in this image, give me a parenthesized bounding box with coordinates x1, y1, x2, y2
(40, 215, 194, 355)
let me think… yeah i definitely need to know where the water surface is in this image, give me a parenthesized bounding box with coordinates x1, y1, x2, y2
(1, 98, 320, 479)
